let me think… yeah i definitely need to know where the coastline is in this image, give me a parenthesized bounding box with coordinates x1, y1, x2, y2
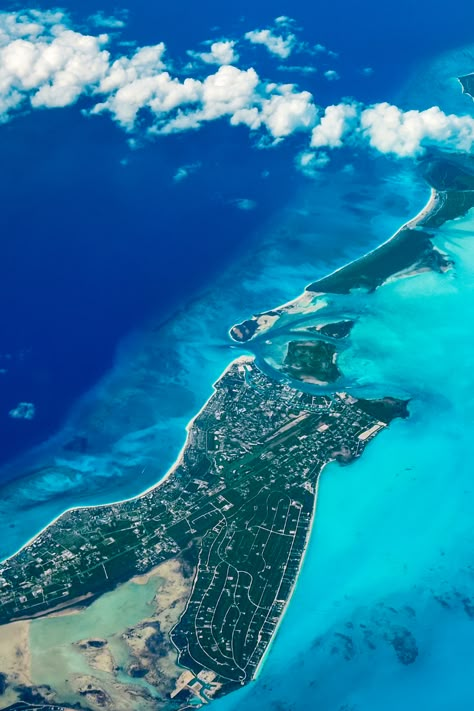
(253, 466, 326, 681)
(0, 355, 254, 567)
(0, 183, 443, 573)
(307, 187, 439, 293)
(0, 175, 449, 699)
(229, 186, 438, 343)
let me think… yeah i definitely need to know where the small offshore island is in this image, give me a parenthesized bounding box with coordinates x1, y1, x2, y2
(1, 88, 474, 708)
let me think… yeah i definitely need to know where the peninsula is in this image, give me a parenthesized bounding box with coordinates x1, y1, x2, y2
(0, 358, 407, 709)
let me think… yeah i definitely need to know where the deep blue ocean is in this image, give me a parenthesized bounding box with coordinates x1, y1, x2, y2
(2, 0, 474, 469)
(3, 1, 474, 709)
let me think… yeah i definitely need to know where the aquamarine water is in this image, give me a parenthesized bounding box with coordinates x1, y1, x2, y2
(0, 158, 426, 560)
(2, 23, 474, 711)
(213, 193, 474, 711)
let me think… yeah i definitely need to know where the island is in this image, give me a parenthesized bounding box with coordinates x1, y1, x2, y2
(283, 340, 341, 385)
(0, 145, 473, 710)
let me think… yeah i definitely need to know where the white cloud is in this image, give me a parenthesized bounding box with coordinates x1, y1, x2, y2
(1, 10, 474, 166)
(201, 65, 259, 118)
(274, 16, 295, 26)
(88, 12, 126, 29)
(148, 65, 261, 134)
(324, 69, 340, 81)
(230, 86, 317, 140)
(245, 28, 296, 59)
(92, 44, 218, 130)
(0, 13, 111, 114)
(309, 101, 474, 158)
(296, 149, 330, 177)
(277, 64, 317, 74)
(260, 87, 317, 137)
(311, 103, 358, 148)
(97, 44, 167, 94)
(194, 40, 239, 66)
(230, 82, 316, 139)
(360, 102, 474, 157)
(31, 32, 111, 108)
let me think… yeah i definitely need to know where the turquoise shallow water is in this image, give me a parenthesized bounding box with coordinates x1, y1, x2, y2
(214, 211, 474, 710)
(0, 159, 426, 560)
(2, 37, 474, 711)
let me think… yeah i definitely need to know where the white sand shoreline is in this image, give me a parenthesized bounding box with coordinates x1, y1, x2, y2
(2, 188, 440, 567)
(306, 187, 439, 293)
(229, 186, 438, 344)
(253, 462, 330, 680)
(1, 355, 253, 567)
(0, 186, 443, 701)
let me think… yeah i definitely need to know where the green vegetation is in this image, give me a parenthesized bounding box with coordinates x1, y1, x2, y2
(318, 320, 354, 339)
(306, 154, 474, 295)
(283, 340, 341, 384)
(0, 358, 404, 699)
(306, 228, 440, 294)
(459, 73, 474, 100)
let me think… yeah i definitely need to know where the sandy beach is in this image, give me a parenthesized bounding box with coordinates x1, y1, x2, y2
(229, 186, 439, 345)
(0, 357, 253, 570)
(253, 467, 326, 680)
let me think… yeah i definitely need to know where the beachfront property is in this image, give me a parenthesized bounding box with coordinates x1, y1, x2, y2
(0, 357, 405, 704)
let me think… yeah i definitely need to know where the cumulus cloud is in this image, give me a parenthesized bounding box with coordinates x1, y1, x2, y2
(360, 102, 474, 157)
(232, 85, 317, 138)
(245, 27, 296, 59)
(260, 87, 317, 137)
(1, 10, 474, 165)
(153, 67, 318, 140)
(308, 101, 474, 158)
(0, 11, 313, 141)
(92, 44, 200, 129)
(324, 69, 340, 81)
(155, 65, 261, 133)
(311, 103, 359, 148)
(192, 40, 239, 66)
(0, 11, 110, 115)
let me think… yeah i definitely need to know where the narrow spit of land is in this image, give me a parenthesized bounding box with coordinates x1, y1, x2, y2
(230, 152, 474, 345)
